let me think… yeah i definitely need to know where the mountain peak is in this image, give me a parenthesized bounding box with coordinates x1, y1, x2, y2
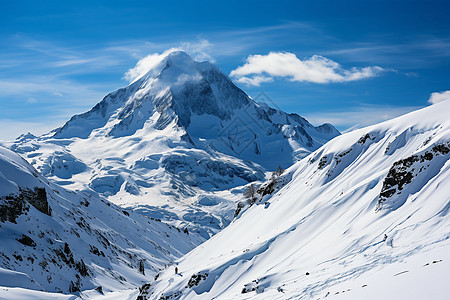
(165, 50, 194, 64)
(135, 50, 215, 85)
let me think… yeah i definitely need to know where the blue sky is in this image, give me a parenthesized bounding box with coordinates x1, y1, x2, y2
(1, 0, 449, 139)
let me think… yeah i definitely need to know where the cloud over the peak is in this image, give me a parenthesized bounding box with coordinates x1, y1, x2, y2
(123, 39, 214, 83)
(230, 52, 385, 86)
(428, 90, 450, 104)
(123, 48, 179, 83)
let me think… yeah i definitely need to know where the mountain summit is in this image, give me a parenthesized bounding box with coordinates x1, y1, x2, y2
(9, 51, 339, 237)
(53, 51, 338, 167)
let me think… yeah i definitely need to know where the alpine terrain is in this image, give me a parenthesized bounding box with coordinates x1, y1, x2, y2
(0, 144, 203, 298)
(7, 51, 339, 238)
(138, 99, 450, 299)
(1, 50, 448, 300)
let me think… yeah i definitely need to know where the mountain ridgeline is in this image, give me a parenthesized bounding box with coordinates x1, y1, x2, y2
(9, 51, 339, 237)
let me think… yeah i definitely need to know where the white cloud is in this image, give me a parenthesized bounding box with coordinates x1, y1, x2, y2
(428, 90, 450, 104)
(123, 40, 215, 83)
(230, 52, 385, 86)
(179, 39, 214, 62)
(123, 48, 179, 83)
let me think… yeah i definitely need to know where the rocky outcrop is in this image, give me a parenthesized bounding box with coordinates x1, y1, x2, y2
(0, 187, 50, 223)
(377, 142, 450, 210)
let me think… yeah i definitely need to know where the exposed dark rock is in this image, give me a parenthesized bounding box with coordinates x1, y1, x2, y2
(17, 234, 36, 247)
(68, 280, 80, 293)
(22, 187, 51, 216)
(318, 156, 329, 169)
(242, 279, 259, 294)
(159, 291, 182, 300)
(0, 195, 29, 223)
(335, 148, 352, 165)
(432, 143, 450, 155)
(357, 133, 373, 144)
(139, 259, 145, 275)
(186, 271, 208, 288)
(89, 245, 105, 257)
(1, 187, 50, 222)
(75, 259, 89, 277)
(64, 243, 71, 255)
(377, 142, 450, 210)
(12, 254, 23, 261)
(95, 286, 103, 294)
(136, 283, 152, 300)
(234, 202, 245, 218)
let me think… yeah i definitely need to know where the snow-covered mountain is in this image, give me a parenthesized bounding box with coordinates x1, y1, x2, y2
(8, 51, 339, 237)
(0, 145, 203, 295)
(140, 100, 450, 299)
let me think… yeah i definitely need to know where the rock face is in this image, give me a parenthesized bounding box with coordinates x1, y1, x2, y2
(378, 142, 450, 210)
(0, 187, 50, 223)
(0, 195, 29, 223)
(8, 51, 339, 237)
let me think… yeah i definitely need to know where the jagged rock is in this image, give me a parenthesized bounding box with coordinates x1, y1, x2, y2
(17, 235, 36, 247)
(378, 142, 450, 210)
(186, 271, 208, 288)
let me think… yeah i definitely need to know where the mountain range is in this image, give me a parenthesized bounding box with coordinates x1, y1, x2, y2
(7, 51, 339, 238)
(0, 51, 448, 300)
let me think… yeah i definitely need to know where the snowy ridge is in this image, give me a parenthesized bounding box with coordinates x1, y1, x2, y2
(141, 100, 450, 299)
(0, 145, 203, 294)
(8, 51, 339, 237)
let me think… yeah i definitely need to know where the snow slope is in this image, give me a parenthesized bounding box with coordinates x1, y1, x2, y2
(0, 145, 202, 294)
(7, 51, 339, 237)
(141, 100, 450, 299)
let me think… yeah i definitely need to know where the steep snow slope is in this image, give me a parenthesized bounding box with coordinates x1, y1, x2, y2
(0, 145, 202, 294)
(142, 100, 450, 299)
(8, 51, 339, 237)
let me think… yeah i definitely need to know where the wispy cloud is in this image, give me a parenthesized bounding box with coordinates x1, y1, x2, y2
(428, 90, 450, 105)
(230, 52, 385, 86)
(0, 119, 66, 141)
(322, 36, 450, 68)
(0, 76, 108, 107)
(123, 48, 179, 83)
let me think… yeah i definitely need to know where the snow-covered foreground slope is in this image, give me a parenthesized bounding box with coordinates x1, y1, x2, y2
(142, 100, 450, 299)
(0, 145, 202, 295)
(7, 51, 338, 237)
